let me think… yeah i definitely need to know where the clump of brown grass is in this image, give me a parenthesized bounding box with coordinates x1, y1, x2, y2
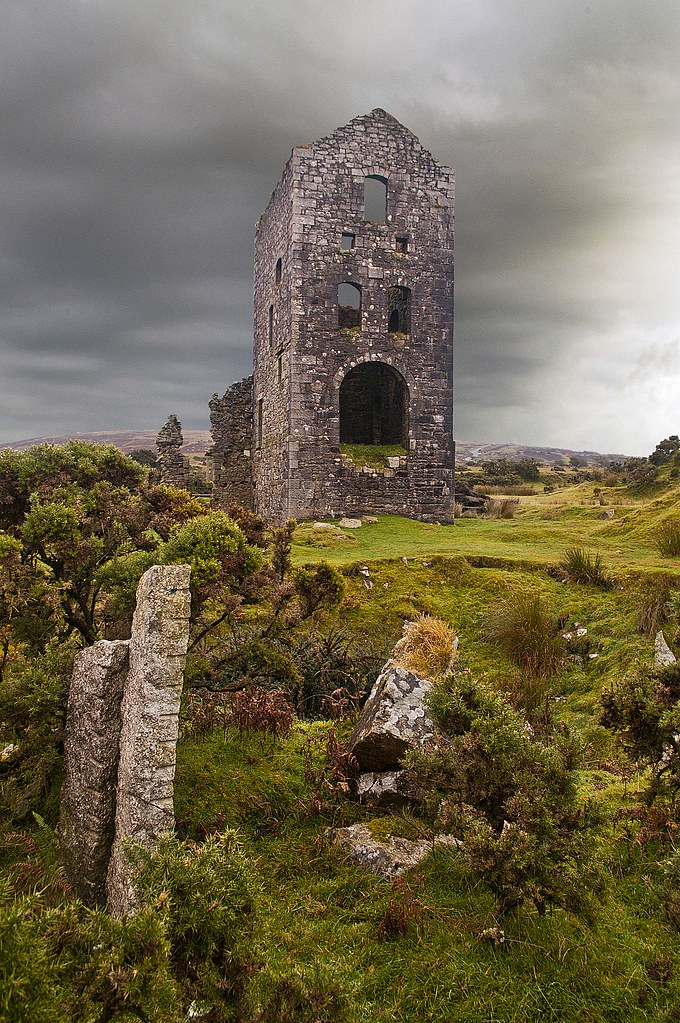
(486, 497, 519, 519)
(392, 615, 458, 679)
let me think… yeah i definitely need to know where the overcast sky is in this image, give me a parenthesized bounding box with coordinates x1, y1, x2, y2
(2, 0, 679, 454)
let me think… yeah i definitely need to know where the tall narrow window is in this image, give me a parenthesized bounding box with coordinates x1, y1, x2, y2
(277, 351, 283, 383)
(257, 398, 264, 449)
(275, 258, 282, 284)
(338, 283, 362, 329)
(363, 175, 387, 223)
(268, 305, 273, 345)
(387, 286, 411, 334)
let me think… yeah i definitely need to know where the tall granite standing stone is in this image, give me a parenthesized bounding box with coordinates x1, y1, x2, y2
(60, 640, 130, 906)
(106, 564, 191, 917)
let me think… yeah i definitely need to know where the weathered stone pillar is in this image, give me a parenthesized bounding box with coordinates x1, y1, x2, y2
(106, 564, 191, 916)
(60, 640, 130, 906)
(156, 413, 188, 488)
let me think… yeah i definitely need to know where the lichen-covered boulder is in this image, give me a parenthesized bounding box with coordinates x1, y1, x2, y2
(357, 769, 423, 808)
(347, 663, 434, 771)
(324, 824, 431, 879)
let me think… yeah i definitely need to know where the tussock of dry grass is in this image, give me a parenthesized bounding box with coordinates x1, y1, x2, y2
(392, 615, 458, 679)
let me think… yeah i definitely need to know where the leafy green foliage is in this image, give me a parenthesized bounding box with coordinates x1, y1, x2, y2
(408, 669, 603, 919)
(601, 662, 680, 799)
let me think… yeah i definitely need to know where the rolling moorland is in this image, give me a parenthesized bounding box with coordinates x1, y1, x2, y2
(1, 437, 679, 1021)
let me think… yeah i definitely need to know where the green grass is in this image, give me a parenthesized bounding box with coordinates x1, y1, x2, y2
(340, 443, 408, 468)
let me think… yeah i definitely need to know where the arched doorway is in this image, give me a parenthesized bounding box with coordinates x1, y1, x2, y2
(339, 362, 409, 446)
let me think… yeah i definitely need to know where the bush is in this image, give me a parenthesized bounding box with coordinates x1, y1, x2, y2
(656, 519, 680, 558)
(407, 669, 602, 919)
(481, 591, 565, 679)
(392, 615, 458, 679)
(559, 547, 611, 587)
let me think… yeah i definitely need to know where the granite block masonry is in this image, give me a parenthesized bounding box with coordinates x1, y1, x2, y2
(209, 108, 455, 523)
(60, 565, 191, 914)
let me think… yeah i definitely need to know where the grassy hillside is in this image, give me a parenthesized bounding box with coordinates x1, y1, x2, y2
(2, 460, 679, 1021)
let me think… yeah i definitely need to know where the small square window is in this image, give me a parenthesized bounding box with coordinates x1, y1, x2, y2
(396, 235, 409, 253)
(340, 232, 355, 251)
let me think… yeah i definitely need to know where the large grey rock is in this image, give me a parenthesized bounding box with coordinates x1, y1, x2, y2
(348, 663, 435, 771)
(60, 640, 130, 906)
(325, 824, 431, 879)
(107, 564, 191, 916)
(325, 824, 460, 879)
(656, 630, 677, 667)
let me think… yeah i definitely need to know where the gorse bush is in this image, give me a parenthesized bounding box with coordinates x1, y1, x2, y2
(408, 669, 603, 919)
(392, 615, 458, 679)
(481, 591, 565, 679)
(559, 547, 611, 587)
(656, 519, 680, 558)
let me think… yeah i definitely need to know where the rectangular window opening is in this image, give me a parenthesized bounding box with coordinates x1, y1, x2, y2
(277, 352, 283, 383)
(340, 232, 355, 250)
(396, 235, 409, 253)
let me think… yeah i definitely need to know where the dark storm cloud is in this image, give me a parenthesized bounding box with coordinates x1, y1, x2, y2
(1, 0, 679, 451)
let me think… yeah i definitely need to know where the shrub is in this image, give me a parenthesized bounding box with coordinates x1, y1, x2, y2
(559, 546, 611, 587)
(408, 670, 603, 919)
(392, 615, 458, 679)
(656, 519, 680, 558)
(481, 591, 565, 679)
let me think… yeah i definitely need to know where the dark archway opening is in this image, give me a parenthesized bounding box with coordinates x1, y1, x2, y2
(339, 362, 408, 446)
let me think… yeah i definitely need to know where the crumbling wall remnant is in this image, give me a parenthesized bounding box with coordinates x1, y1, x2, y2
(156, 414, 188, 488)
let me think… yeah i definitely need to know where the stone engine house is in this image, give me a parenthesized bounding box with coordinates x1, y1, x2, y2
(210, 108, 455, 522)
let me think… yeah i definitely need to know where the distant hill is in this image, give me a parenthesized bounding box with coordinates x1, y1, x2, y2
(0, 431, 630, 467)
(0, 430, 212, 456)
(455, 441, 630, 467)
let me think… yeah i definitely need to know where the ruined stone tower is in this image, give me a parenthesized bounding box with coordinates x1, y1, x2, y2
(210, 109, 454, 522)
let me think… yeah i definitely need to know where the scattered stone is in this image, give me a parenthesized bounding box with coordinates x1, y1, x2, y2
(313, 522, 335, 529)
(386, 457, 401, 469)
(107, 565, 191, 917)
(339, 517, 362, 528)
(348, 662, 435, 771)
(60, 640, 130, 906)
(362, 515, 379, 524)
(325, 823, 431, 879)
(599, 509, 615, 519)
(655, 631, 677, 667)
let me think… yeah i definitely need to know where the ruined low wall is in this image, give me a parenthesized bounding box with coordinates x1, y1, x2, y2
(209, 375, 254, 511)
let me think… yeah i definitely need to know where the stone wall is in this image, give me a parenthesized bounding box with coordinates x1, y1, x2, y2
(209, 376, 254, 509)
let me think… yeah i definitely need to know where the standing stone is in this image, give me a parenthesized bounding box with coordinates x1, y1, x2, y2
(106, 564, 191, 916)
(656, 630, 677, 667)
(60, 640, 130, 906)
(156, 414, 188, 488)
